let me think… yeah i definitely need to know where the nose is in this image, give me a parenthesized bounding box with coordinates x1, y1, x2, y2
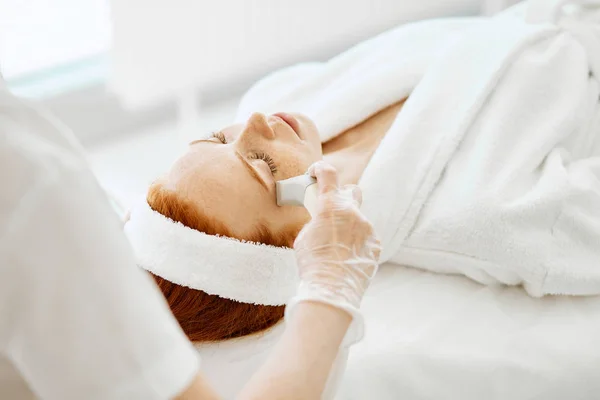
(240, 112, 275, 141)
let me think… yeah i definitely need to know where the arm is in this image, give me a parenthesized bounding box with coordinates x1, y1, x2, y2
(237, 302, 351, 400)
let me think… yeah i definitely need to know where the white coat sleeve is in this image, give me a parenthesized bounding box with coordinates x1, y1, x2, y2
(0, 152, 200, 400)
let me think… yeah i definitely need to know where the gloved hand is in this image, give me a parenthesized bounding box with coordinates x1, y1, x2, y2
(286, 161, 381, 346)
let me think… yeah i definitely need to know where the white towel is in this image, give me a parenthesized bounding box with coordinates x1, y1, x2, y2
(125, 197, 298, 305)
(237, 0, 600, 296)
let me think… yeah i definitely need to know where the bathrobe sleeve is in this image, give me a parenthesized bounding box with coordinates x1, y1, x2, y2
(0, 90, 200, 400)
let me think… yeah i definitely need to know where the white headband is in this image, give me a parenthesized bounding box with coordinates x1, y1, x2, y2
(124, 198, 299, 305)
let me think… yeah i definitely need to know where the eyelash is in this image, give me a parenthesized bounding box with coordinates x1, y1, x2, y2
(211, 131, 227, 144)
(210, 131, 277, 175)
(250, 152, 278, 175)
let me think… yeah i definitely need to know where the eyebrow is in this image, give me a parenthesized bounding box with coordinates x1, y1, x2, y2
(235, 151, 270, 191)
(188, 138, 214, 145)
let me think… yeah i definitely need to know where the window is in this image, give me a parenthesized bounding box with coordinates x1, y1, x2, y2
(0, 0, 111, 97)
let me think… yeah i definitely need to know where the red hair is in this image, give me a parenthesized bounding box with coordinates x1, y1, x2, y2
(146, 182, 297, 342)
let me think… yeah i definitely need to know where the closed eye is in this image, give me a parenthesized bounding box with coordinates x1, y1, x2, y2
(211, 131, 227, 144)
(249, 152, 278, 175)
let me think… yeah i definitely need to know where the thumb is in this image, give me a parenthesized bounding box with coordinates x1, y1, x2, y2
(308, 161, 339, 195)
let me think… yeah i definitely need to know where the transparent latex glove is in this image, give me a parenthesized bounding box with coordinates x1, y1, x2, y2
(286, 161, 381, 346)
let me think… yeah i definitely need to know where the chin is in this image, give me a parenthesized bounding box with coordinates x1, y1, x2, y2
(294, 114, 318, 135)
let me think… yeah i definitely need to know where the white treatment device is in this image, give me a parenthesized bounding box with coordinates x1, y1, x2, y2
(276, 174, 319, 216)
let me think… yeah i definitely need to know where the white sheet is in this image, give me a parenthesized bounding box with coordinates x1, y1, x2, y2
(337, 263, 600, 399)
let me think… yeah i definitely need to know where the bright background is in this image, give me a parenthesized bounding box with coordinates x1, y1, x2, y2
(0, 0, 520, 207)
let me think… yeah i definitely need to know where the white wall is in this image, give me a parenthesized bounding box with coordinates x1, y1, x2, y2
(109, 0, 481, 109)
(0, 0, 110, 79)
(481, 0, 522, 15)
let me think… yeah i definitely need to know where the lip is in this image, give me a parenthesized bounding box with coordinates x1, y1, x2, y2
(273, 112, 302, 139)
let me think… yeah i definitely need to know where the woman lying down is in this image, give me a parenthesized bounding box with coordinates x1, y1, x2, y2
(125, 1, 600, 398)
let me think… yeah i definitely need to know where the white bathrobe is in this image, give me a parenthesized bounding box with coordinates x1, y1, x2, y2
(236, 0, 600, 297)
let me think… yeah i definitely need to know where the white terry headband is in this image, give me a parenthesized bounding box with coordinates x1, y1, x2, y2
(124, 197, 299, 305)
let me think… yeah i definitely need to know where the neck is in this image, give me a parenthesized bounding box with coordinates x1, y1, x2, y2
(322, 100, 405, 185)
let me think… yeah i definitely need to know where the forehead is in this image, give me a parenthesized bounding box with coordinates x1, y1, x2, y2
(166, 143, 268, 233)
(171, 144, 250, 196)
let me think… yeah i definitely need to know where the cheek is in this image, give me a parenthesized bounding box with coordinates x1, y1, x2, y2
(278, 157, 310, 178)
(294, 114, 322, 157)
(277, 147, 322, 179)
(268, 201, 311, 238)
(308, 131, 323, 158)
(214, 186, 277, 239)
